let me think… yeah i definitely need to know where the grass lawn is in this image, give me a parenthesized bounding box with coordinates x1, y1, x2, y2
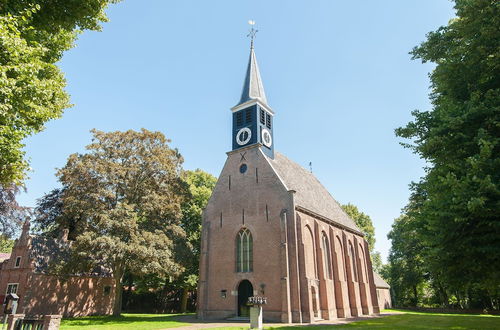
(60, 313, 191, 330)
(59, 310, 500, 330)
(211, 309, 500, 330)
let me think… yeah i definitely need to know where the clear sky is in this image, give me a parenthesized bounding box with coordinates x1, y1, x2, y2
(17, 0, 456, 262)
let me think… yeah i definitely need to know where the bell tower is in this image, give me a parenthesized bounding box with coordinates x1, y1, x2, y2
(231, 24, 274, 159)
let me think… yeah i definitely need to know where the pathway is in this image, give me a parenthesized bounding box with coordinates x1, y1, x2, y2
(169, 312, 401, 329)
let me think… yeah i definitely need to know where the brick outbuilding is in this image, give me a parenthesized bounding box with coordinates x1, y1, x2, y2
(0, 221, 115, 317)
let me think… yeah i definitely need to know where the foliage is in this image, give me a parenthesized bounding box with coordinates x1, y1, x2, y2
(342, 203, 376, 251)
(370, 251, 383, 274)
(33, 188, 66, 235)
(391, 0, 500, 309)
(55, 129, 188, 315)
(179, 170, 216, 286)
(176, 169, 216, 312)
(0, 236, 13, 253)
(0, 185, 29, 243)
(0, 0, 121, 185)
(341, 203, 384, 273)
(386, 215, 426, 307)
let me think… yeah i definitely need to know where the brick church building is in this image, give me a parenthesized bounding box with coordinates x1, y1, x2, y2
(197, 37, 380, 323)
(0, 221, 115, 317)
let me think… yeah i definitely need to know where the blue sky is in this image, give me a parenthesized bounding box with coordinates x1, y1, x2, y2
(18, 0, 455, 262)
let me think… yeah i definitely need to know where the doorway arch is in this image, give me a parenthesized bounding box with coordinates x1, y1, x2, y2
(237, 280, 253, 317)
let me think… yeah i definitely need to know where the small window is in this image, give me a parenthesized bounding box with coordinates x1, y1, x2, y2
(6, 284, 18, 295)
(260, 109, 265, 124)
(104, 286, 111, 296)
(239, 164, 248, 174)
(245, 109, 252, 123)
(236, 112, 243, 126)
(14, 256, 21, 268)
(266, 113, 271, 129)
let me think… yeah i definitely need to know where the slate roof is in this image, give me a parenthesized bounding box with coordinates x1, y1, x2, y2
(29, 235, 111, 276)
(267, 152, 363, 234)
(30, 235, 68, 273)
(373, 272, 390, 289)
(236, 46, 268, 107)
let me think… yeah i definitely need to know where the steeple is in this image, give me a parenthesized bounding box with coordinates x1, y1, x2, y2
(236, 46, 268, 106)
(231, 21, 274, 159)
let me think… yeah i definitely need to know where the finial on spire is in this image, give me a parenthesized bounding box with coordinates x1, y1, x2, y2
(247, 20, 258, 49)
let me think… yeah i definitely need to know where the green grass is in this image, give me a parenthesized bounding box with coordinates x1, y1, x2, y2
(60, 310, 500, 330)
(60, 313, 191, 330)
(211, 309, 500, 330)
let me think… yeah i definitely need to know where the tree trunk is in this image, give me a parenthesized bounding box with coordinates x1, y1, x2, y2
(113, 270, 124, 316)
(413, 285, 418, 306)
(180, 287, 189, 313)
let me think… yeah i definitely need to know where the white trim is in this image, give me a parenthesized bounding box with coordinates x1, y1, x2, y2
(261, 128, 272, 147)
(236, 128, 252, 146)
(230, 99, 274, 114)
(6, 283, 18, 295)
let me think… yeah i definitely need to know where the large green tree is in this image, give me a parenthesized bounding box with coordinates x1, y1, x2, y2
(386, 214, 426, 307)
(178, 169, 216, 312)
(341, 203, 382, 272)
(394, 0, 499, 308)
(55, 129, 187, 315)
(0, 0, 121, 185)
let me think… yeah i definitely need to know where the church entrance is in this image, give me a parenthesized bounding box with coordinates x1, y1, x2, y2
(237, 280, 253, 317)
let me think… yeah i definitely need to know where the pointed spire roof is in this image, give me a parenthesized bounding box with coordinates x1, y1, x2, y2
(236, 44, 268, 107)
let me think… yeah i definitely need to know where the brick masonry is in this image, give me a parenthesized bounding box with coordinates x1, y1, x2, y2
(0, 223, 115, 317)
(197, 145, 380, 323)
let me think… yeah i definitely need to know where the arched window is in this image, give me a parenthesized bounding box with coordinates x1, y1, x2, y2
(236, 228, 253, 272)
(322, 233, 332, 279)
(303, 226, 317, 278)
(358, 243, 369, 283)
(349, 241, 358, 282)
(336, 236, 346, 281)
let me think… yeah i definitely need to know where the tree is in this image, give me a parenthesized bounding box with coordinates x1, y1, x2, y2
(341, 203, 384, 272)
(386, 215, 426, 307)
(0, 0, 121, 185)
(0, 185, 29, 251)
(342, 203, 376, 250)
(395, 0, 499, 308)
(56, 129, 187, 315)
(178, 169, 216, 312)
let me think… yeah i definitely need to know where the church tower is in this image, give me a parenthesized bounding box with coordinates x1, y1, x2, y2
(198, 27, 380, 324)
(231, 32, 274, 158)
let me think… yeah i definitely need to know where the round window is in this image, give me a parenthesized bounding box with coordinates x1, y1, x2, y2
(239, 164, 248, 174)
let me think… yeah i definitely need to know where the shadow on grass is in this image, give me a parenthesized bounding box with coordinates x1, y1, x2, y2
(62, 313, 192, 327)
(273, 312, 500, 330)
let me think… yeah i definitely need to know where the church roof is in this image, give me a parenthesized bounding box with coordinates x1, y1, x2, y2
(373, 272, 390, 289)
(267, 152, 363, 234)
(236, 46, 268, 107)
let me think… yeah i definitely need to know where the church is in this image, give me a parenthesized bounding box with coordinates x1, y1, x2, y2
(197, 35, 380, 323)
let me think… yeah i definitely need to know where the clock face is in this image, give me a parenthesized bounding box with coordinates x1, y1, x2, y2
(236, 127, 252, 146)
(261, 128, 272, 148)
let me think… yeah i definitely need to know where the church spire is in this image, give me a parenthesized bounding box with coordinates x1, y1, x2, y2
(236, 22, 268, 107)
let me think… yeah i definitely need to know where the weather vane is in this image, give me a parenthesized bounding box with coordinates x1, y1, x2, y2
(247, 20, 258, 48)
